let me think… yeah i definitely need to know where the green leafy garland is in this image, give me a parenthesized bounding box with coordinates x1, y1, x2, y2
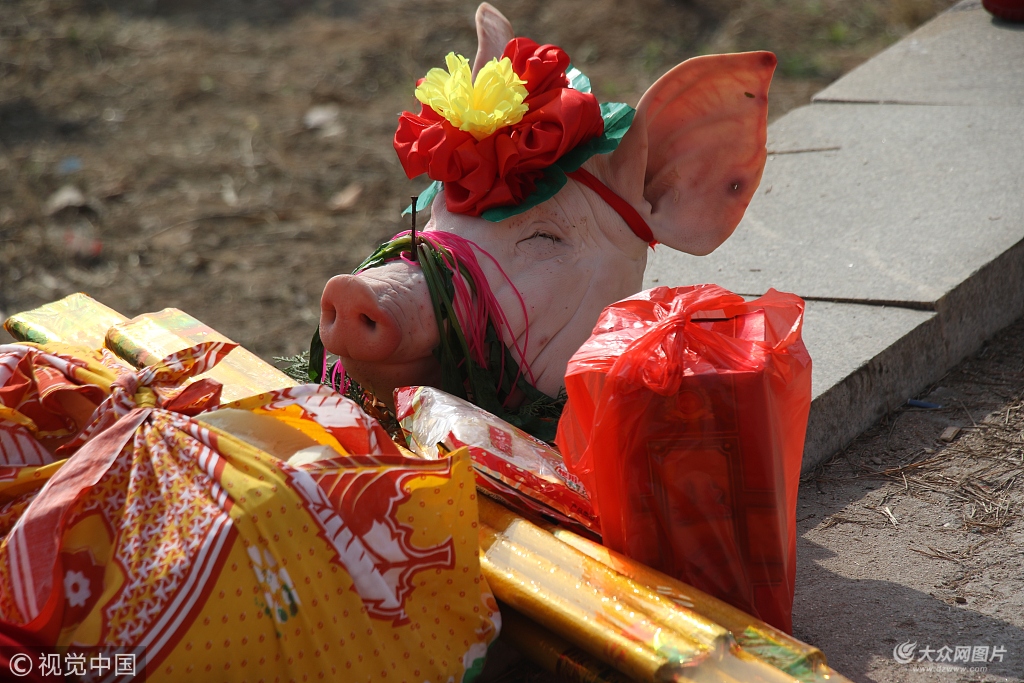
(309, 233, 565, 442)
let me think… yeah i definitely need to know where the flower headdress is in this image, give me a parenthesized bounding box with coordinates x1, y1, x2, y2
(395, 37, 638, 223)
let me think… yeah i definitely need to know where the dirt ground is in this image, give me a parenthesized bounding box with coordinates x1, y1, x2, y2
(0, 0, 956, 361)
(10, 2, 1019, 683)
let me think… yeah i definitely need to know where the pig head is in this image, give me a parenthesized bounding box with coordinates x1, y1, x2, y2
(319, 3, 775, 408)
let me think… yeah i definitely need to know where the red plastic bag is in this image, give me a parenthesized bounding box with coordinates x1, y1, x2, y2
(555, 285, 811, 633)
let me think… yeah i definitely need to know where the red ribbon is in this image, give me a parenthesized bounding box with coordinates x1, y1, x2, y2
(567, 167, 656, 248)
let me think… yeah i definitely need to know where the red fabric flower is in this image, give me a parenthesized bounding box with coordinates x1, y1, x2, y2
(394, 38, 605, 216)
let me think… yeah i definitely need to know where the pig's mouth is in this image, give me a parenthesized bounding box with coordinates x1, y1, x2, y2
(336, 355, 442, 412)
(314, 229, 565, 440)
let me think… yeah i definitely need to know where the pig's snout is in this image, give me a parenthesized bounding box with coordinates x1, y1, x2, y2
(319, 264, 442, 406)
(319, 274, 402, 361)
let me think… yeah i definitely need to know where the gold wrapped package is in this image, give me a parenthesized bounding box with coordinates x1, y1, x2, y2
(4, 293, 296, 404)
(476, 494, 854, 683)
(3, 292, 127, 352)
(105, 307, 297, 403)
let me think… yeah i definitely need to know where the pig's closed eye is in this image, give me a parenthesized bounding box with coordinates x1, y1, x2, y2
(521, 231, 561, 244)
(516, 230, 566, 260)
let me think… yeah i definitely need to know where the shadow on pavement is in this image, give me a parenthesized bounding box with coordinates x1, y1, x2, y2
(795, 537, 1024, 681)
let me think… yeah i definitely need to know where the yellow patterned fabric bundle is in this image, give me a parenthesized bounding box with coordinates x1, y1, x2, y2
(0, 340, 499, 682)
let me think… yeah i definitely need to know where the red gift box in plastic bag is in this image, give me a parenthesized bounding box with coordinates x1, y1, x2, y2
(555, 284, 811, 633)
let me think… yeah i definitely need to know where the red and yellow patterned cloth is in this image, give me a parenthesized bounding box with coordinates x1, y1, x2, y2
(0, 340, 499, 682)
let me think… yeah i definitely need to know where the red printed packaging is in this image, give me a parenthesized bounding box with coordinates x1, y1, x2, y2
(395, 385, 598, 537)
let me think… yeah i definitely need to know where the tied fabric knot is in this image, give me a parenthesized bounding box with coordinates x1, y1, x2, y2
(59, 341, 236, 456)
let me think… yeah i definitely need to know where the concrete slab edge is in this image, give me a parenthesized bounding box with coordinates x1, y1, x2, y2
(933, 237, 1024, 368)
(802, 237, 1024, 472)
(803, 310, 942, 473)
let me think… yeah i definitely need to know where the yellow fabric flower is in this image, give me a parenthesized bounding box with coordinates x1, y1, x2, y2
(416, 53, 529, 141)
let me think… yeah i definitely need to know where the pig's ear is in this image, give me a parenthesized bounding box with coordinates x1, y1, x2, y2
(604, 51, 776, 255)
(473, 3, 514, 75)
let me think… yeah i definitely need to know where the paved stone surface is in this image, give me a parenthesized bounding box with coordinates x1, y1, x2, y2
(799, 302, 937, 473)
(797, 302, 929, 401)
(643, 103, 1024, 305)
(814, 0, 1024, 107)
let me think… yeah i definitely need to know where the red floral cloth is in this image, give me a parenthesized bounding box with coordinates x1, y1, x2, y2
(395, 38, 605, 216)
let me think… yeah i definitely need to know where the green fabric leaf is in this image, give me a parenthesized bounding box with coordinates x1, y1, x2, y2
(599, 101, 636, 142)
(402, 180, 442, 216)
(555, 103, 636, 173)
(566, 63, 591, 93)
(480, 165, 568, 222)
(307, 328, 326, 383)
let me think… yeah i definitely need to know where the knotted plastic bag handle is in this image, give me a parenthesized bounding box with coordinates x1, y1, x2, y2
(607, 285, 748, 396)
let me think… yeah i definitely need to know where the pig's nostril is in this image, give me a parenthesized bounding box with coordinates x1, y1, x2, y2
(360, 313, 376, 330)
